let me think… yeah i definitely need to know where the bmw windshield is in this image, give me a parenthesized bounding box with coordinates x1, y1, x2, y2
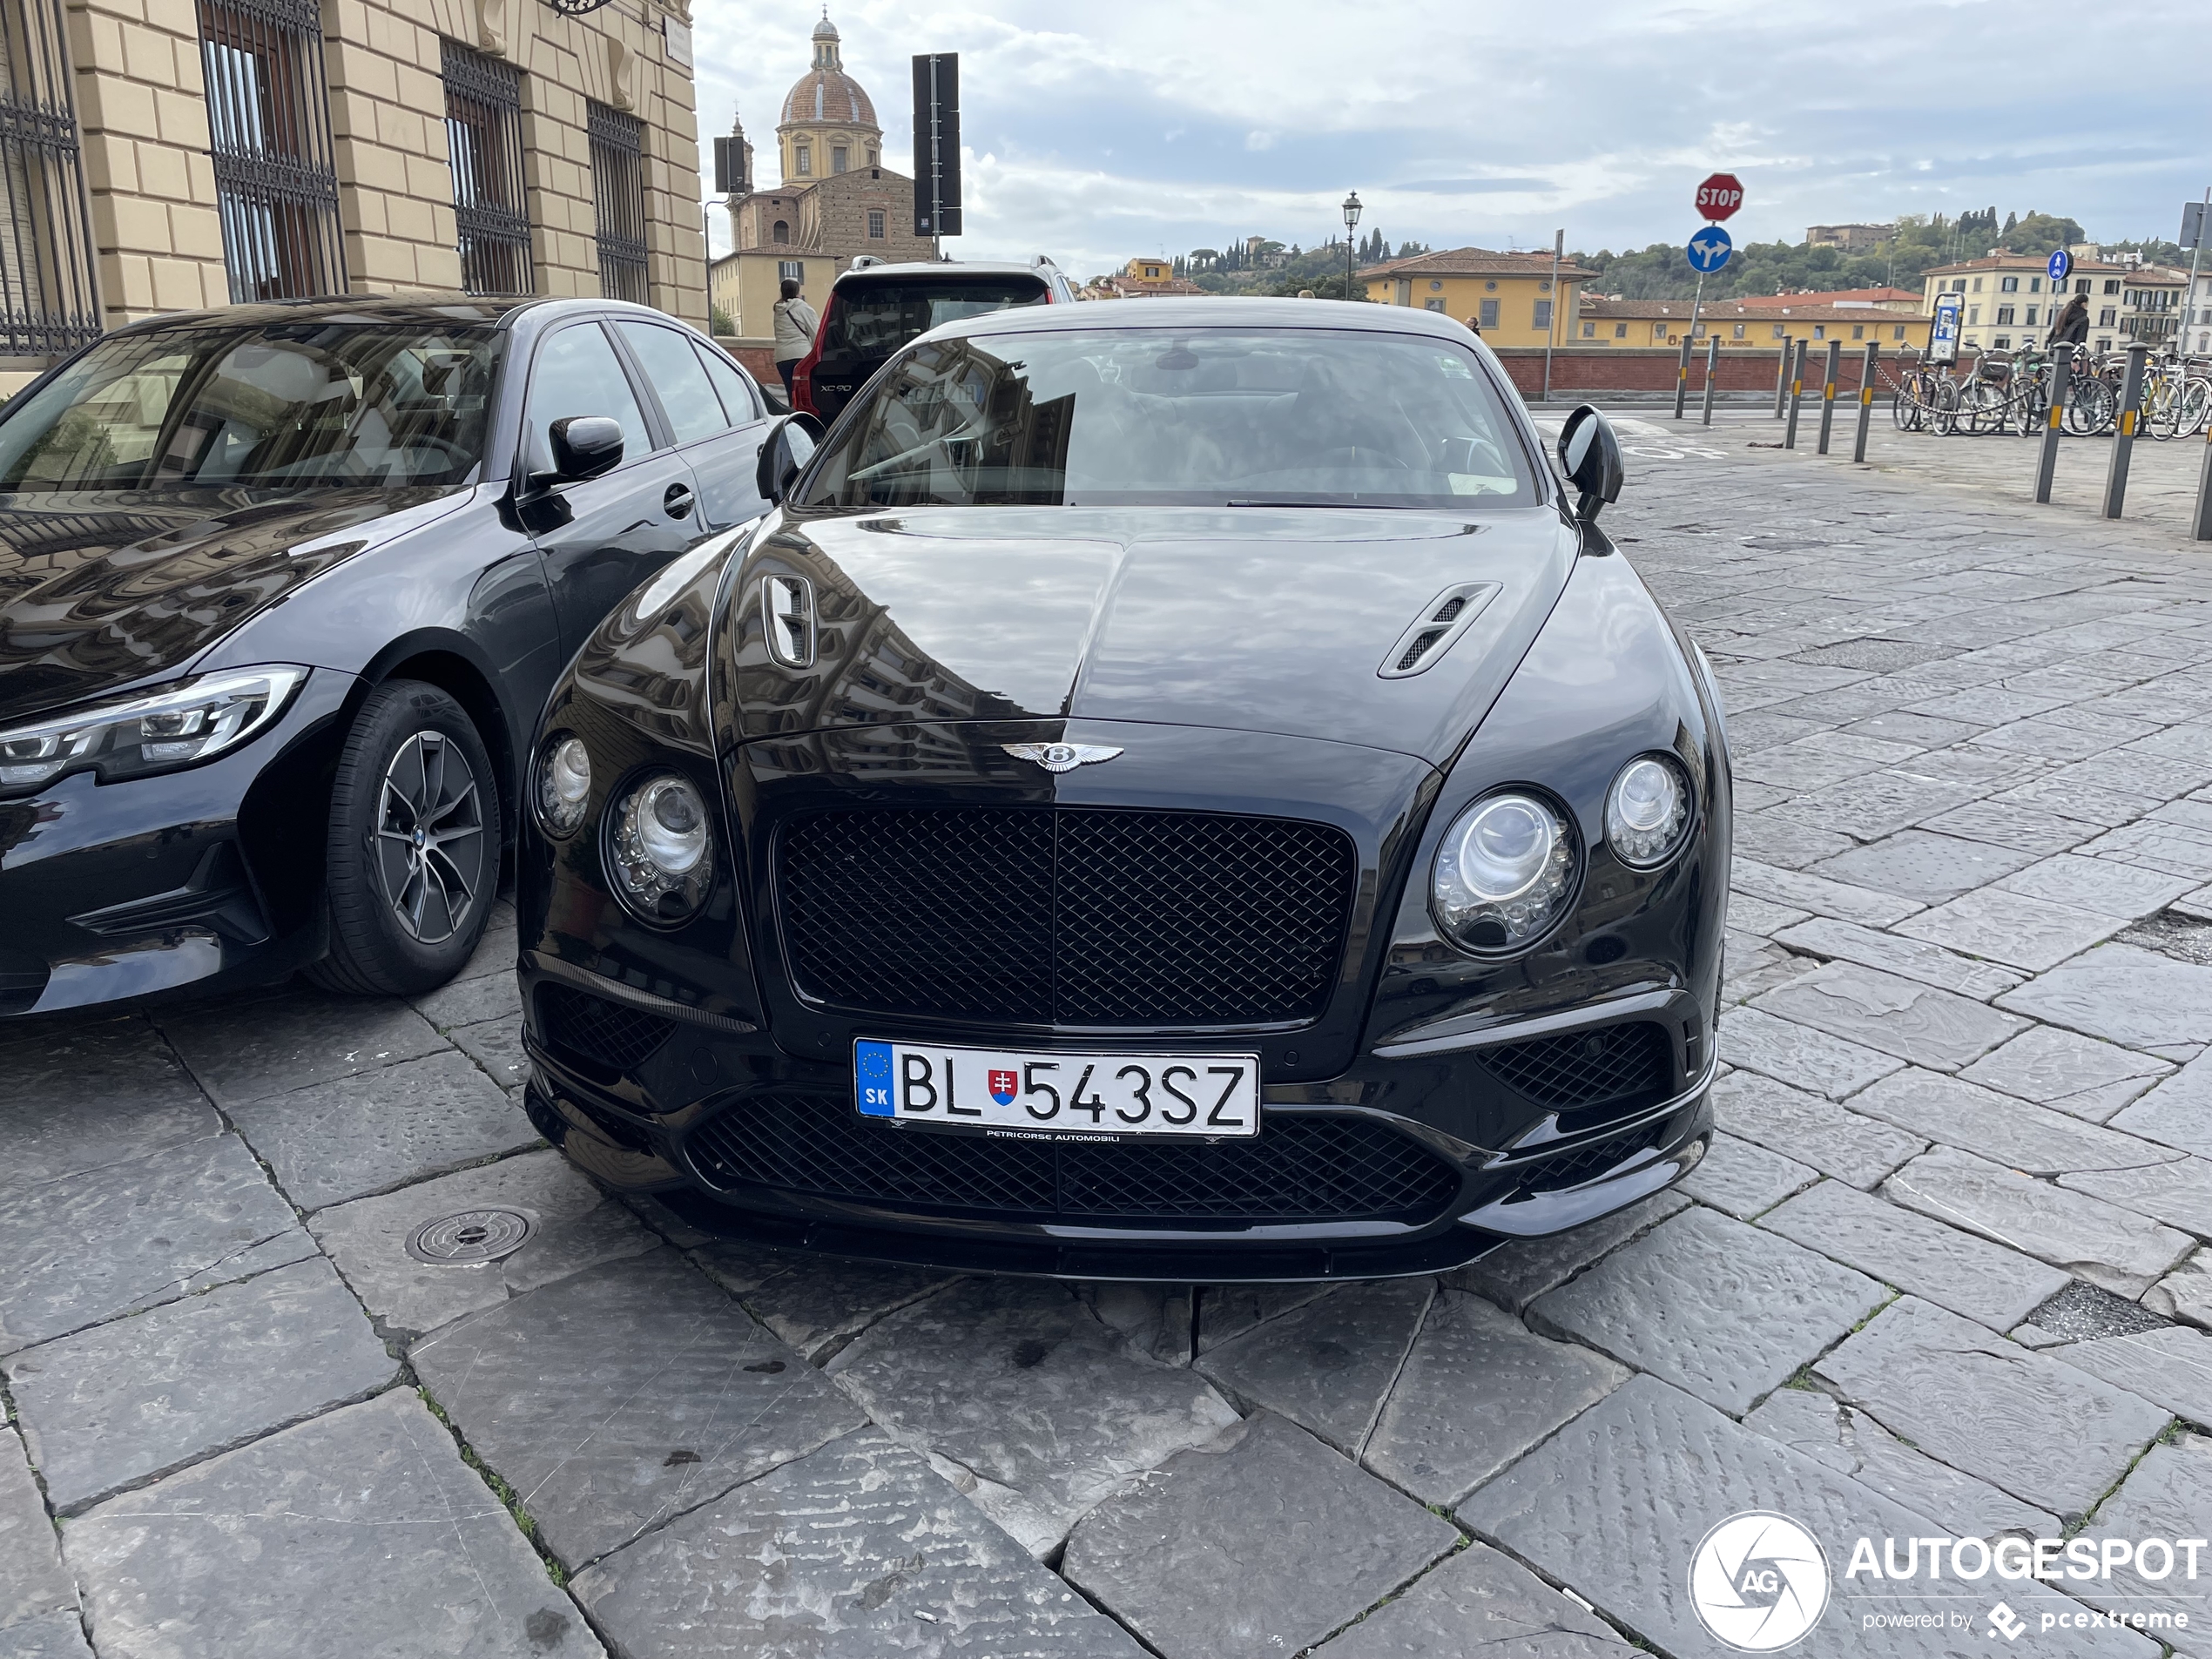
(797, 327, 1540, 510)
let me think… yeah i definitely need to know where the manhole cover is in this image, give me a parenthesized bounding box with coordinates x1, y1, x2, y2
(406, 1209, 533, 1264)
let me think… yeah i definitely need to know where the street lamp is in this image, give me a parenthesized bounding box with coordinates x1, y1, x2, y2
(1342, 191, 1361, 301)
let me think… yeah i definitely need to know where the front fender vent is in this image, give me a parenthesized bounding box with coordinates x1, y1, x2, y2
(1378, 582, 1501, 678)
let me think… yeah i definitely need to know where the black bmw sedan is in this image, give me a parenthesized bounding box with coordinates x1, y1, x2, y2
(0, 294, 780, 1017)
(518, 298, 1730, 1279)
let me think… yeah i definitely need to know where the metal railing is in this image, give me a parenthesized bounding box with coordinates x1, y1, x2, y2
(588, 101, 645, 304)
(198, 0, 347, 303)
(442, 40, 532, 295)
(0, 0, 99, 357)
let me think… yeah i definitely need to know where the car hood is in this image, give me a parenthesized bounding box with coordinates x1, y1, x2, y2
(729, 504, 1579, 765)
(0, 486, 457, 725)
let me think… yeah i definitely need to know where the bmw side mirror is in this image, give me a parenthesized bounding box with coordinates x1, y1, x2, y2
(756, 413, 826, 504)
(1557, 404, 1624, 523)
(544, 416, 624, 486)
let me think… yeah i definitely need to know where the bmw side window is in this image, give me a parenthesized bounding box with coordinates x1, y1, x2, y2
(614, 322, 729, 444)
(692, 343, 763, 422)
(523, 323, 651, 474)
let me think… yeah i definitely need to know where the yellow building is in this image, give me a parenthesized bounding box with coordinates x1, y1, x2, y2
(1921, 253, 2180, 356)
(1575, 299, 1930, 354)
(1359, 248, 1592, 347)
(710, 252, 840, 339)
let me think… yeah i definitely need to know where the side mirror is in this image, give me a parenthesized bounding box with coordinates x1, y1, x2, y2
(1556, 404, 1624, 523)
(543, 415, 624, 486)
(755, 412, 826, 504)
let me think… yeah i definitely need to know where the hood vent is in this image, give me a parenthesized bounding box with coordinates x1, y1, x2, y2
(1378, 583, 1501, 679)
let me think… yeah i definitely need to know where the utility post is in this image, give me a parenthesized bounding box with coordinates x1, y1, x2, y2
(1701, 334, 1720, 425)
(2104, 343, 2150, 519)
(2033, 342, 2074, 504)
(1851, 341, 1878, 462)
(2194, 415, 2212, 541)
(1543, 227, 1562, 403)
(1815, 338, 1842, 454)
(1784, 338, 1809, 448)
(1773, 338, 1791, 419)
(1673, 334, 1693, 420)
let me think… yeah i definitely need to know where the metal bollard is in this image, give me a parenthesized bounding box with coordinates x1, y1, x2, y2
(1784, 339, 1808, 448)
(1851, 341, 1878, 462)
(1701, 334, 1720, 426)
(2104, 344, 2150, 519)
(2033, 342, 2074, 505)
(1816, 339, 1842, 454)
(1674, 335, 1693, 419)
(2195, 417, 2212, 541)
(1773, 339, 1791, 418)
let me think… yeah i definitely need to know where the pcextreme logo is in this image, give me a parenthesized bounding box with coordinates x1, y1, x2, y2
(1689, 1512, 1831, 1651)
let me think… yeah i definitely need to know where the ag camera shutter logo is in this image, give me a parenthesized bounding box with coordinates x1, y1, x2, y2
(1689, 1512, 1831, 1650)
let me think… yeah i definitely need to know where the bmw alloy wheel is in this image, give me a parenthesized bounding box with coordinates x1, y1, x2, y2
(372, 730, 485, 944)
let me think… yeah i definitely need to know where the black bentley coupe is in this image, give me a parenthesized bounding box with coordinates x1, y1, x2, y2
(0, 294, 782, 1018)
(518, 299, 1731, 1278)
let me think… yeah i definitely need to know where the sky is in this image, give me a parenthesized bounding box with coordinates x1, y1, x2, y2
(691, 0, 2212, 280)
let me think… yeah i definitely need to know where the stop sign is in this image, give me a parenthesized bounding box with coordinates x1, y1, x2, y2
(1696, 173, 1743, 222)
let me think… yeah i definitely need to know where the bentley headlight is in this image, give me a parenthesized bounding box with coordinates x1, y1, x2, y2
(534, 734, 592, 837)
(607, 772, 713, 922)
(1432, 791, 1575, 953)
(0, 666, 306, 797)
(1606, 754, 1690, 868)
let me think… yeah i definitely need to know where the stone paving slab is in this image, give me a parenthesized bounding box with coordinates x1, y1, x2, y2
(826, 1277, 1240, 1557)
(0, 1023, 216, 1192)
(1960, 1024, 2172, 1124)
(1527, 1205, 1885, 1415)
(1191, 1283, 1331, 1353)
(1752, 961, 2027, 1072)
(1742, 1386, 2059, 1541)
(1760, 1177, 2067, 1331)
(1308, 1542, 1639, 1659)
(1769, 914, 2026, 1001)
(1808, 829, 2039, 903)
(1730, 858, 1925, 926)
(1673, 1130, 1817, 1218)
(2108, 1050, 2212, 1156)
(1710, 1069, 1924, 1189)
(62, 1389, 603, 1659)
(569, 1428, 1144, 1659)
(226, 1049, 537, 1211)
(689, 1241, 958, 1361)
(1460, 1372, 2160, 1659)
(1716, 1005, 1903, 1099)
(1881, 1146, 2195, 1297)
(0, 1609, 94, 1658)
(1061, 1413, 1458, 1659)
(2062, 1157, 2212, 1240)
(4, 1257, 395, 1514)
(2056, 1325, 2212, 1426)
(1446, 1190, 1689, 1312)
(2075, 1433, 2212, 1653)
(412, 969, 523, 1031)
(0, 1427, 74, 1638)
(1846, 1067, 2186, 1176)
(1362, 1287, 1627, 1507)
(308, 1147, 655, 1338)
(2148, 1248, 2212, 1328)
(451, 1017, 529, 1094)
(1893, 886, 2126, 972)
(1077, 1285, 1195, 1368)
(408, 1250, 863, 1570)
(0, 1133, 308, 1356)
(1813, 1296, 2169, 1519)
(156, 994, 446, 1108)
(1998, 853, 2197, 920)
(1999, 943, 2212, 1054)
(1196, 1278, 1431, 1454)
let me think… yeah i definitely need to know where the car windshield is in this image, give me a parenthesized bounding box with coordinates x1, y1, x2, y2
(797, 327, 1539, 510)
(821, 279, 1049, 360)
(0, 322, 504, 493)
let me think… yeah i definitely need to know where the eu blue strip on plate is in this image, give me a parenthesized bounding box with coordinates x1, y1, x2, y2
(854, 1039, 895, 1116)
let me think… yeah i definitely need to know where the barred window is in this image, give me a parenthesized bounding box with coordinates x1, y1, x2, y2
(442, 40, 531, 295)
(588, 100, 646, 304)
(199, 0, 346, 303)
(0, 0, 99, 357)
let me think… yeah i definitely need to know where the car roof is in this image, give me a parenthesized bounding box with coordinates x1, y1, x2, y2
(832, 260, 1056, 286)
(934, 296, 1480, 343)
(104, 293, 677, 337)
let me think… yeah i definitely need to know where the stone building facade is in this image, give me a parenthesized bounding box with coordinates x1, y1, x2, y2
(0, 0, 706, 395)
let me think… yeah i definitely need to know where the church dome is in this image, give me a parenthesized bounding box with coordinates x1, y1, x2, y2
(779, 11, 879, 130)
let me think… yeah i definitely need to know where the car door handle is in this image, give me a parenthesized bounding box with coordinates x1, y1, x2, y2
(663, 483, 695, 519)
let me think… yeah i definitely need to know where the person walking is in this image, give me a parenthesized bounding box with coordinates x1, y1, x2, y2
(1464, 314, 1482, 337)
(2048, 291, 2090, 349)
(772, 278, 819, 401)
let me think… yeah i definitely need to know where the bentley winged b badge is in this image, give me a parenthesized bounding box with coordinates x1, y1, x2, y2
(1002, 742, 1123, 773)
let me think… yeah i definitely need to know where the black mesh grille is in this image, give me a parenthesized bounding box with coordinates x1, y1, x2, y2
(1480, 1022, 1673, 1109)
(777, 807, 1356, 1027)
(536, 983, 677, 1074)
(685, 1094, 1460, 1224)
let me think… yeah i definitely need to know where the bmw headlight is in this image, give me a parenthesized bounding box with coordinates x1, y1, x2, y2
(606, 772, 713, 922)
(0, 666, 307, 798)
(1431, 791, 1575, 954)
(1606, 754, 1691, 868)
(534, 734, 593, 837)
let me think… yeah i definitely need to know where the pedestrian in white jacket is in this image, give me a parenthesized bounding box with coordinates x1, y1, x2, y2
(772, 279, 819, 401)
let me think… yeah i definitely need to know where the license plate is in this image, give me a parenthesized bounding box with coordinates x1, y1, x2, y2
(853, 1040, 1260, 1139)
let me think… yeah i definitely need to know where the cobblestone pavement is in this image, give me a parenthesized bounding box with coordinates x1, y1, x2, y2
(8, 435, 2212, 1659)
